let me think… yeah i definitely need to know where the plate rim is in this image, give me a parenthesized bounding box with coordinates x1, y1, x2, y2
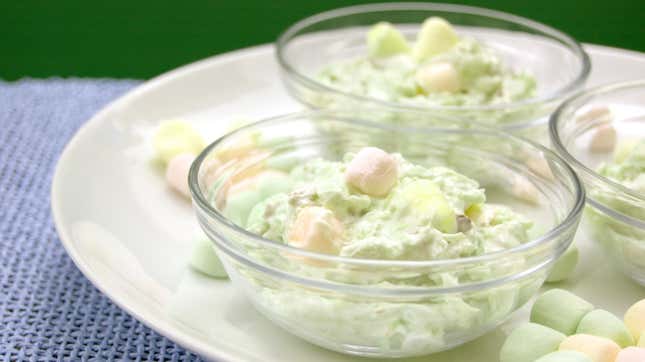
(50, 42, 645, 361)
(50, 43, 278, 362)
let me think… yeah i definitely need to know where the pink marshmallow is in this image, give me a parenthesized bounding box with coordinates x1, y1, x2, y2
(165, 153, 196, 198)
(615, 347, 645, 362)
(345, 147, 398, 197)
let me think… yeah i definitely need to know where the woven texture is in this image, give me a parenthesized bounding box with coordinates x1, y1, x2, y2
(0, 79, 201, 361)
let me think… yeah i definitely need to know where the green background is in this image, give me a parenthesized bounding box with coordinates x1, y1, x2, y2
(2, 0, 643, 80)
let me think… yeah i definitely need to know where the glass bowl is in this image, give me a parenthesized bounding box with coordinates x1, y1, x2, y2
(550, 80, 645, 286)
(190, 110, 584, 358)
(276, 2, 590, 140)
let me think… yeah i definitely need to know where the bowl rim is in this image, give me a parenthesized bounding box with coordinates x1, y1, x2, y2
(549, 79, 645, 228)
(275, 2, 591, 127)
(189, 109, 585, 271)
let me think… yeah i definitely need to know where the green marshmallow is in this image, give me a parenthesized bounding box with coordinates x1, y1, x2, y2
(576, 309, 635, 347)
(257, 173, 292, 199)
(401, 179, 457, 233)
(500, 323, 566, 362)
(413, 17, 459, 61)
(367, 22, 411, 58)
(224, 190, 263, 227)
(153, 120, 205, 163)
(266, 154, 301, 171)
(189, 238, 228, 279)
(535, 351, 593, 362)
(530, 289, 594, 335)
(546, 245, 579, 283)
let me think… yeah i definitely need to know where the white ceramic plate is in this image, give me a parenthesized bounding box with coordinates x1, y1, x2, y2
(52, 44, 645, 362)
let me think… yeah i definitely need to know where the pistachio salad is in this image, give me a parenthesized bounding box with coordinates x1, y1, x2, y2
(219, 146, 538, 354)
(317, 17, 537, 111)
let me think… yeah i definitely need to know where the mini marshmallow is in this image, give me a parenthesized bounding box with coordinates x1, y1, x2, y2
(415, 62, 460, 93)
(367, 22, 411, 58)
(227, 170, 291, 199)
(576, 309, 634, 347)
(165, 153, 195, 198)
(266, 153, 302, 171)
(576, 106, 612, 124)
(625, 299, 645, 341)
(590, 124, 616, 153)
(287, 206, 344, 255)
(216, 134, 257, 162)
(615, 347, 645, 362)
(413, 17, 458, 61)
(201, 156, 223, 189)
(345, 147, 398, 197)
(153, 120, 205, 163)
(530, 289, 594, 335)
(559, 334, 620, 362)
(535, 351, 593, 362)
(527, 155, 555, 180)
(402, 179, 457, 233)
(257, 171, 292, 199)
(546, 245, 579, 283)
(189, 238, 228, 279)
(511, 174, 540, 204)
(499, 323, 566, 362)
(224, 190, 263, 227)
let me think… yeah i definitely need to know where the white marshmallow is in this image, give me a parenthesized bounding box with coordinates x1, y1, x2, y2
(576, 106, 612, 124)
(625, 299, 645, 341)
(590, 124, 617, 153)
(165, 153, 195, 198)
(559, 334, 620, 362)
(415, 62, 460, 93)
(287, 206, 344, 255)
(615, 347, 645, 362)
(345, 147, 398, 197)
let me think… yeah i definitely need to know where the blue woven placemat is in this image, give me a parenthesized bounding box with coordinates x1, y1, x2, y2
(0, 79, 202, 361)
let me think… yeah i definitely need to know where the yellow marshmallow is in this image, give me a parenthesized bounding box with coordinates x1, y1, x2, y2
(413, 17, 459, 60)
(559, 334, 620, 362)
(625, 299, 645, 341)
(287, 207, 344, 255)
(153, 120, 205, 163)
(345, 147, 398, 197)
(216, 134, 257, 162)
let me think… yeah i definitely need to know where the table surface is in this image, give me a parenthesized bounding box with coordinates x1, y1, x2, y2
(1, 0, 644, 81)
(0, 79, 203, 361)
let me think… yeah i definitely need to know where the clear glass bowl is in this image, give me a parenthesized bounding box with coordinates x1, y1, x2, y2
(190, 110, 584, 358)
(550, 80, 645, 286)
(276, 3, 590, 140)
